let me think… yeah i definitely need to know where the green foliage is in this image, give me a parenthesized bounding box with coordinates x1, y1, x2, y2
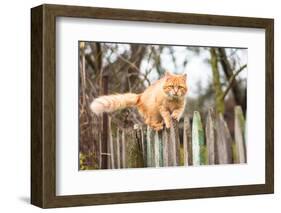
(232, 143, 238, 164)
(79, 152, 99, 170)
(127, 132, 144, 168)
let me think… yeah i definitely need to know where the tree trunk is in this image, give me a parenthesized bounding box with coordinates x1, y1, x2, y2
(210, 48, 224, 114)
(217, 48, 246, 112)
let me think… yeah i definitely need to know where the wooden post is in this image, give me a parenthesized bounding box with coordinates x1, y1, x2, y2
(216, 113, 233, 164)
(154, 131, 163, 167)
(116, 128, 121, 169)
(192, 111, 205, 166)
(101, 76, 109, 169)
(234, 106, 247, 163)
(170, 119, 180, 166)
(108, 117, 115, 169)
(205, 109, 216, 165)
(163, 129, 170, 167)
(183, 114, 192, 166)
(146, 126, 155, 167)
(98, 127, 102, 169)
(141, 127, 146, 167)
(121, 129, 126, 168)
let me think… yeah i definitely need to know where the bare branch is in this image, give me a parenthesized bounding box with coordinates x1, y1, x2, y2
(221, 64, 247, 100)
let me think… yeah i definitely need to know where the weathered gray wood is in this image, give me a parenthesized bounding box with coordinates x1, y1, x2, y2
(234, 106, 247, 163)
(169, 119, 180, 166)
(205, 109, 216, 165)
(183, 115, 192, 166)
(98, 126, 102, 169)
(116, 128, 121, 169)
(154, 132, 160, 167)
(159, 132, 163, 167)
(108, 117, 115, 169)
(163, 129, 170, 167)
(216, 113, 233, 164)
(154, 131, 163, 167)
(192, 111, 205, 166)
(121, 129, 126, 168)
(140, 127, 146, 166)
(146, 126, 155, 167)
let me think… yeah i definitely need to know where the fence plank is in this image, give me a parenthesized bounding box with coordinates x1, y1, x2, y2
(170, 119, 180, 166)
(140, 127, 146, 167)
(146, 126, 155, 167)
(163, 129, 170, 166)
(205, 109, 216, 165)
(116, 128, 121, 169)
(121, 129, 126, 168)
(192, 111, 205, 166)
(216, 113, 233, 164)
(154, 131, 164, 167)
(183, 115, 192, 166)
(108, 117, 115, 169)
(234, 106, 247, 163)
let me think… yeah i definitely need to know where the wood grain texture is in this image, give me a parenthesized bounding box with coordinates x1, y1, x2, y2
(31, 4, 274, 208)
(205, 109, 216, 165)
(234, 106, 246, 163)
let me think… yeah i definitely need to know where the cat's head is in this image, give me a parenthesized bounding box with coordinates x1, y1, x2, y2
(163, 71, 188, 98)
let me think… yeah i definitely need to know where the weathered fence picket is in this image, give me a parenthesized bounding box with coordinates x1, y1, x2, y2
(154, 131, 163, 167)
(146, 127, 155, 167)
(116, 128, 121, 169)
(121, 130, 126, 168)
(183, 114, 192, 166)
(205, 109, 216, 165)
(108, 117, 115, 169)
(216, 113, 233, 164)
(162, 129, 170, 166)
(192, 111, 205, 166)
(95, 106, 247, 169)
(235, 106, 246, 163)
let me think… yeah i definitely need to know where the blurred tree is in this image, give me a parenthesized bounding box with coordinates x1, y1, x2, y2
(210, 48, 224, 113)
(218, 48, 247, 112)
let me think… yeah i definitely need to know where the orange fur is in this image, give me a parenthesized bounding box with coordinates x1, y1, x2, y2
(90, 72, 188, 130)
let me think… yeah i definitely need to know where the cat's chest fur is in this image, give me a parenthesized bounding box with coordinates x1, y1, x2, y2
(163, 98, 184, 112)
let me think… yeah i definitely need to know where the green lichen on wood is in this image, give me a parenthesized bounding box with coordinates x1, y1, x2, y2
(192, 111, 205, 165)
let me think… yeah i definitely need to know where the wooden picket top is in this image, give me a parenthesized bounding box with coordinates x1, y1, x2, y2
(97, 106, 247, 169)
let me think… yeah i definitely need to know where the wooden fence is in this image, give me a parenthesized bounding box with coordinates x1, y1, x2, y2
(100, 106, 246, 169)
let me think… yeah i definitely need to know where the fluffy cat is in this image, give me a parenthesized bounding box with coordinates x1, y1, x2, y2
(90, 72, 188, 131)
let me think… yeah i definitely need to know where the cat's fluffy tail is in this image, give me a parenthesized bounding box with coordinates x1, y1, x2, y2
(90, 93, 140, 115)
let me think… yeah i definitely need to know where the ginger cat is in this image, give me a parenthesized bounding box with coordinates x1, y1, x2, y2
(90, 72, 188, 131)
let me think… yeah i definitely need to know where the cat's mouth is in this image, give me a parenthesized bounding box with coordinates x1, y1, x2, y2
(167, 93, 182, 99)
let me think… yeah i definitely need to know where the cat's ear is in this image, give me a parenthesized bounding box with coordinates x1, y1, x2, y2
(182, 73, 187, 80)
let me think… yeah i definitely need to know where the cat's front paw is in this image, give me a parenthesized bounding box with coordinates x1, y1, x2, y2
(165, 120, 171, 129)
(151, 121, 164, 131)
(171, 111, 181, 121)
